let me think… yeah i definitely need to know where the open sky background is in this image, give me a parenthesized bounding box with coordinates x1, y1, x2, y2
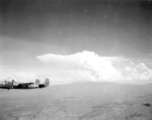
(0, 0, 152, 84)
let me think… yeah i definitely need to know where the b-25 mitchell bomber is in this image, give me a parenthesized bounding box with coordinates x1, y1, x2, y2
(0, 78, 50, 90)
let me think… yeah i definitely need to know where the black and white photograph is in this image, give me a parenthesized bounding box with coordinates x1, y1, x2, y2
(0, 0, 152, 119)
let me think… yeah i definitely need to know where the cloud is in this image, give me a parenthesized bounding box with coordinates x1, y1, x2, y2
(1, 51, 152, 84)
(37, 51, 122, 78)
(37, 51, 152, 83)
(123, 63, 152, 80)
(37, 51, 122, 81)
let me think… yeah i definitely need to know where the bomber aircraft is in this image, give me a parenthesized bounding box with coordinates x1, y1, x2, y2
(0, 78, 50, 90)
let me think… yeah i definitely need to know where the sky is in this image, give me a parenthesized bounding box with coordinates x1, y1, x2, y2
(0, 0, 152, 84)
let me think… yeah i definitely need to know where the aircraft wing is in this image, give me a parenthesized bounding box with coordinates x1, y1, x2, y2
(18, 82, 34, 85)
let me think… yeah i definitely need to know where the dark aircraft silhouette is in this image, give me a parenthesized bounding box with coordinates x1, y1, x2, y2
(0, 78, 50, 90)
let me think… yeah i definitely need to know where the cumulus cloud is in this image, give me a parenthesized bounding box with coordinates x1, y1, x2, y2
(1, 51, 152, 84)
(37, 51, 152, 83)
(123, 63, 152, 80)
(37, 51, 123, 80)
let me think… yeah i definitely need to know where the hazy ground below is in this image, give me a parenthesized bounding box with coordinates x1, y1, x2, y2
(1, 82, 152, 120)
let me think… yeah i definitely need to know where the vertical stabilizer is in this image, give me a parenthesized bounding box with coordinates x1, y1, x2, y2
(35, 79, 40, 87)
(44, 78, 50, 87)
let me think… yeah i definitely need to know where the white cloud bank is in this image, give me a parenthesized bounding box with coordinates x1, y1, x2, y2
(37, 51, 152, 83)
(1, 51, 152, 85)
(37, 51, 122, 80)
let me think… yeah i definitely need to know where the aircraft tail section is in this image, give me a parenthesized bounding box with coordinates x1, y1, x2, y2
(35, 79, 40, 87)
(44, 78, 50, 87)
